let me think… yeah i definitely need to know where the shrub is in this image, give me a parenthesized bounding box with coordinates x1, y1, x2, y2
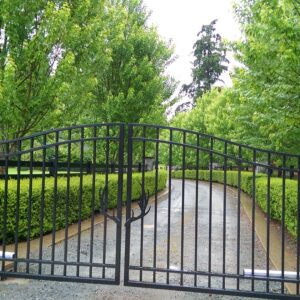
(172, 170, 265, 194)
(255, 177, 298, 237)
(172, 170, 298, 237)
(0, 170, 167, 243)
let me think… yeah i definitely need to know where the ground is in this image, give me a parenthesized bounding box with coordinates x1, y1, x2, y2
(0, 180, 294, 299)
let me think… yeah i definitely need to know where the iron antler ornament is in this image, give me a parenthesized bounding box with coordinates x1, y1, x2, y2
(125, 185, 151, 226)
(99, 186, 120, 224)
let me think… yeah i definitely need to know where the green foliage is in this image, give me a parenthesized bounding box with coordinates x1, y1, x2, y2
(255, 177, 298, 237)
(0, 0, 175, 146)
(231, 0, 300, 153)
(170, 88, 237, 167)
(172, 170, 298, 237)
(0, 170, 167, 243)
(172, 1, 300, 156)
(90, 0, 175, 126)
(182, 20, 228, 100)
(170, 84, 267, 153)
(172, 170, 266, 192)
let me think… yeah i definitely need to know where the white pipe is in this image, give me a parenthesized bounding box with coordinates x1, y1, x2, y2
(244, 269, 299, 279)
(0, 251, 15, 259)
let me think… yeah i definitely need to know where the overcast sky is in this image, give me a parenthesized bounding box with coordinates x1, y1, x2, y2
(142, 0, 241, 101)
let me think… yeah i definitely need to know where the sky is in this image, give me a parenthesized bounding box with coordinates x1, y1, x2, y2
(142, 0, 241, 103)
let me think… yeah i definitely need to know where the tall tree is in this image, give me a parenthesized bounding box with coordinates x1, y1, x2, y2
(0, 0, 108, 142)
(89, 0, 175, 125)
(0, 0, 175, 147)
(182, 19, 229, 101)
(232, 0, 300, 154)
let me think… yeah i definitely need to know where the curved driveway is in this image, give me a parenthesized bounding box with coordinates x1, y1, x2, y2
(0, 179, 281, 299)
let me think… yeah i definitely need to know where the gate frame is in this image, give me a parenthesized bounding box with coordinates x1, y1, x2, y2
(123, 123, 300, 300)
(0, 123, 125, 285)
(0, 123, 299, 299)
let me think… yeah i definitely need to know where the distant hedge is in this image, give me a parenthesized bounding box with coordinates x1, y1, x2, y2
(0, 170, 167, 243)
(172, 170, 298, 237)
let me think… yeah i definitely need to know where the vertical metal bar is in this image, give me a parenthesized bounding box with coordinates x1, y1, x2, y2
(266, 152, 271, 292)
(251, 150, 257, 291)
(26, 138, 34, 273)
(281, 155, 286, 294)
(124, 124, 133, 284)
(76, 127, 84, 277)
(38, 135, 47, 275)
(208, 137, 213, 288)
(194, 134, 200, 287)
(51, 131, 59, 275)
(180, 131, 186, 285)
(115, 124, 124, 284)
(102, 125, 109, 279)
(63, 130, 72, 276)
(236, 146, 242, 290)
(166, 129, 173, 284)
(1, 143, 9, 272)
(140, 126, 146, 282)
(89, 126, 97, 278)
(14, 140, 21, 272)
(222, 142, 228, 289)
(297, 157, 300, 295)
(153, 127, 159, 283)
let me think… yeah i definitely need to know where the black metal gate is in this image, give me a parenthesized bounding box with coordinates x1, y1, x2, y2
(0, 123, 300, 299)
(0, 123, 124, 284)
(124, 124, 300, 299)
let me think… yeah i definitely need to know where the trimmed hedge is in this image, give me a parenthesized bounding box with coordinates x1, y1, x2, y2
(0, 170, 167, 243)
(172, 170, 298, 237)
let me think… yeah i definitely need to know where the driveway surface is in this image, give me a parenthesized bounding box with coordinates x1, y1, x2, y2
(0, 180, 285, 299)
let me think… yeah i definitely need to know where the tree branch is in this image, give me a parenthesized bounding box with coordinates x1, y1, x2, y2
(17, 62, 39, 88)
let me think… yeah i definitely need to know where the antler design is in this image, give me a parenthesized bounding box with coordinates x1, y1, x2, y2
(99, 186, 119, 224)
(125, 185, 151, 226)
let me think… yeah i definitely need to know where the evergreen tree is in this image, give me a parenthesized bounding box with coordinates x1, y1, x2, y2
(182, 19, 228, 101)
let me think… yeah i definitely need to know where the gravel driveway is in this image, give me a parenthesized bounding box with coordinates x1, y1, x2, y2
(0, 180, 283, 299)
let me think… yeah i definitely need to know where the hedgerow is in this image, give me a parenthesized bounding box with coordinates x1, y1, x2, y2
(172, 170, 298, 237)
(0, 170, 167, 243)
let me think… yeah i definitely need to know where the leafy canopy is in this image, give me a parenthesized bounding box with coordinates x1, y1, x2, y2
(0, 0, 175, 145)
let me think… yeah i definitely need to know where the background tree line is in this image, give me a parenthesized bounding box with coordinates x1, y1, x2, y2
(0, 0, 175, 144)
(0, 0, 299, 159)
(172, 0, 300, 156)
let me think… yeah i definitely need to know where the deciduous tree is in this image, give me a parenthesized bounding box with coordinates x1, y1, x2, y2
(233, 0, 300, 153)
(0, 0, 175, 149)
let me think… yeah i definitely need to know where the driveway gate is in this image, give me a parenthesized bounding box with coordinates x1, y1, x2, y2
(0, 123, 124, 284)
(0, 123, 299, 299)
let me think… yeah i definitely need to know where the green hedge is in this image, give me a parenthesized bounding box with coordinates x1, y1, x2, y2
(0, 170, 167, 243)
(172, 170, 298, 237)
